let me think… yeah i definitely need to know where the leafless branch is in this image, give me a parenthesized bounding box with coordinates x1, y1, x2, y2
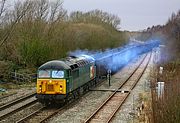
(0, 0, 31, 47)
(0, 0, 6, 17)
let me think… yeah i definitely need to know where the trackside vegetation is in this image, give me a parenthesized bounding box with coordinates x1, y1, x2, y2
(145, 10, 180, 123)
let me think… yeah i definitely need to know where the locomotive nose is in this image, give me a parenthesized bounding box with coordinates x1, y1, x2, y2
(37, 79, 66, 94)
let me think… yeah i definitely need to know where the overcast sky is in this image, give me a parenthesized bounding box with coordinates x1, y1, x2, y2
(63, 0, 180, 31)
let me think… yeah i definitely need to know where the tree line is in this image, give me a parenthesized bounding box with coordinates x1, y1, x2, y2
(145, 10, 180, 60)
(0, 0, 127, 78)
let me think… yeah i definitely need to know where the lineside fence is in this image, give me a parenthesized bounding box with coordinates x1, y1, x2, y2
(9, 72, 37, 83)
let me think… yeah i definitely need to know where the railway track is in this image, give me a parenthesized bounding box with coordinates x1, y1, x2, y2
(0, 92, 37, 120)
(0, 92, 17, 100)
(16, 99, 81, 123)
(84, 53, 152, 123)
(16, 106, 59, 123)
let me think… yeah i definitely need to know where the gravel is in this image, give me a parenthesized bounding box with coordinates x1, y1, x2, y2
(1, 102, 43, 123)
(0, 96, 37, 118)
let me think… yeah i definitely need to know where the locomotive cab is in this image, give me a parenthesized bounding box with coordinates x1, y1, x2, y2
(37, 70, 68, 94)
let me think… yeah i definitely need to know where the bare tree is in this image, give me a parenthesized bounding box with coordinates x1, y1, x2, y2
(35, 0, 49, 21)
(48, 0, 67, 22)
(0, 0, 7, 26)
(47, 0, 67, 36)
(0, 0, 32, 47)
(0, 0, 6, 17)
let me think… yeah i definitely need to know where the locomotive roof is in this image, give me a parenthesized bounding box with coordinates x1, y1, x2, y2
(38, 60, 71, 70)
(38, 55, 95, 70)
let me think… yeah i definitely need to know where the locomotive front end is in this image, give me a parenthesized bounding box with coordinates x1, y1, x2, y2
(36, 60, 71, 104)
(37, 70, 66, 95)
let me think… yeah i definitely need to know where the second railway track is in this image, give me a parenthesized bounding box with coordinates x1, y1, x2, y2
(84, 52, 152, 123)
(0, 92, 37, 121)
(16, 98, 83, 123)
(16, 106, 60, 123)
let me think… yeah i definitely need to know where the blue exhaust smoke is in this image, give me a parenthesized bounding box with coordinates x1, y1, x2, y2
(69, 40, 160, 74)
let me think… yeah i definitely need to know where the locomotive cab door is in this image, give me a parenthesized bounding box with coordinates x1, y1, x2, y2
(66, 70, 73, 92)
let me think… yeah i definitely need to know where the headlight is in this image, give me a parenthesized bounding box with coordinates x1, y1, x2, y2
(39, 85, 42, 92)
(60, 85, 63, 91)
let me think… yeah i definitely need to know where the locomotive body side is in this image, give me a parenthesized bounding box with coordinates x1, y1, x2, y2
(70, 62, 96, 92)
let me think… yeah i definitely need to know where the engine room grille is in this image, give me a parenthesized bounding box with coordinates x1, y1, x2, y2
(47, 84, 54, 91)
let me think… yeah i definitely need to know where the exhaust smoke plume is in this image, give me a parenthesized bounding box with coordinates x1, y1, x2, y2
(68, 40, 160, 73)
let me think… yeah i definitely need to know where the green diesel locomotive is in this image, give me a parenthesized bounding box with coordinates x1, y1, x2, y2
(36, 55, 96, 104)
